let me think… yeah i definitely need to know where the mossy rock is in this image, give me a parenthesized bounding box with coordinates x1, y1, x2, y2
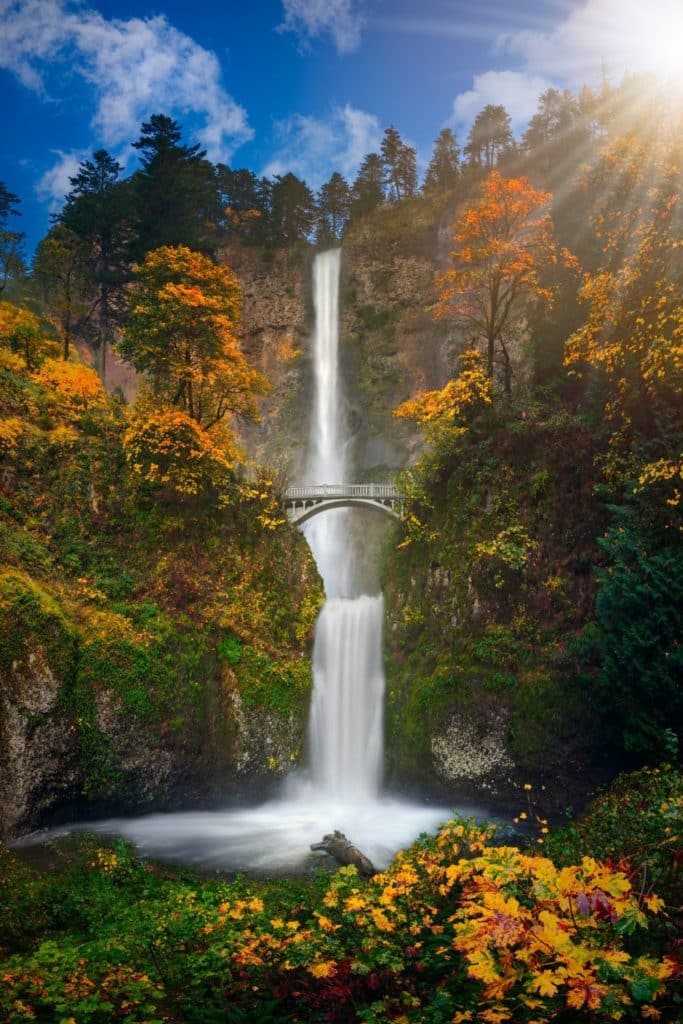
(0, 567, 76, 689)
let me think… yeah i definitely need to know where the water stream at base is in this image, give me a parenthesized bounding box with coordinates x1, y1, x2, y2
(16, 250, 495, 873)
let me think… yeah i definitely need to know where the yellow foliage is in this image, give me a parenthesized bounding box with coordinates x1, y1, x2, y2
(0, 416, 24, 455)
(33, 358, 108, 419)
(0, 301, 57, 369)
(123, 408, 240, 497)
(395, 348, 492, 425)
(157, 815, 674, 1023)
(0, 349, 27, 374)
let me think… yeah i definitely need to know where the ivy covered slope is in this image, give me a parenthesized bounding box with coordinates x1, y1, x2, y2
(382, 391, 608, 805)
(381, 127, 683, 809)
(0, 299, 322, 841)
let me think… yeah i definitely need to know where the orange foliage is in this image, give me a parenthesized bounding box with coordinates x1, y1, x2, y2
(437, 172, 575, 389)
(119, 245, 269, 430)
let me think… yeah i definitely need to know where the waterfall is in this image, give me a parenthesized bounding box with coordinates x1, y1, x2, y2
(302, 250, 384, 800)
(25, 250, 463, 873)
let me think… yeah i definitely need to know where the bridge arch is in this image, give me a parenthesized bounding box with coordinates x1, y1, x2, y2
(283, 484, 402, 526)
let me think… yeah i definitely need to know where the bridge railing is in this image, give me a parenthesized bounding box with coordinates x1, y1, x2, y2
(284, 483, 400, 500)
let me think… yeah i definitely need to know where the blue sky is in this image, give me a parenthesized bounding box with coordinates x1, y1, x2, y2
(2, 0, 682, 252)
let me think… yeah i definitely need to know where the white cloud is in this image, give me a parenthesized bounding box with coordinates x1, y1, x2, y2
(278, 0, 364, 54)
(0, 0, 253, 195)
(262, 104, 381, 188)
(496, 0, 683, 85)
(36, 148, 87, 209)
(450, 70, 554, 134)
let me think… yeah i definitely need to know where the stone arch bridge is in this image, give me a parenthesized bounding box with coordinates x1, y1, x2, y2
(283, 484, 402, 526)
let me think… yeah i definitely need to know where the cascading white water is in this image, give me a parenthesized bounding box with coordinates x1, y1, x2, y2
(19, 250, 494, 872)
(302, 249, 353, 598)
(303, 249, 384, 800)
(309, 595, 384, 800)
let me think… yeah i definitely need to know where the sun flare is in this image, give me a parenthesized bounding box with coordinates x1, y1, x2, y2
(604, 0, 683, 84)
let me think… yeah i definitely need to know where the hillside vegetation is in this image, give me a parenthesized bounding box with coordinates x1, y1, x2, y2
(0, 302, 321, 838)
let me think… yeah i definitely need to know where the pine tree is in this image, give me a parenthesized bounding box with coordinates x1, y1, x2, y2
(464, 105, 514, 169)
(317, 172, 351, 243)
(0, 182, 25, 296)
(216, 165, 274, 244)
(59, 150, 132, 380)
(350, 153, 385, 218)
(270, 173, 316, 242)
(424, 129, 460, 193)
(380, 126, 417, 201)
(130, 114, 221, 258)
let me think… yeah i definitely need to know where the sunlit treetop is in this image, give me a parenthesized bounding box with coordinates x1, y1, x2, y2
(119, 245, 269, 431)
(565, 124, 683, 505)
(437, 172, 578, 390)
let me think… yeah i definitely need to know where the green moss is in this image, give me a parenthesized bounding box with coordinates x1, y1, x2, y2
(0, 519, 53, 574)
(382, 404, 606, 787)
(0, 567, 76, 681)
(234, 646, 312, 716)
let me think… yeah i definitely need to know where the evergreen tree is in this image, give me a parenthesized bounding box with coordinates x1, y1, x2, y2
(215, 165, 274, 244)
(398, 142, 418, 198)
(317, 172, 351, 243)
(424, 128, 460, 193)
(130, 114, 221, 258)
(349, 153, 385, 218)
(270, 173, 316, 243)
(522, 89, 579, 152)
(380, 126, 417, 201)
(522, 88, 593, 185)
(59, 150, 132, 380)
(0, 182, 25, 296)
(464, 105, 514, 168)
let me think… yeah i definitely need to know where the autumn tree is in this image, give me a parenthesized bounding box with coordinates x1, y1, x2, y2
(464, 105, 514, 169)
(123, 408, 240, 497)
(349, 153, 385, 218)
(437, 172, 574, 393)
(0, 301, 58, 370)
(423, 129, 460, 193)
(118, 245, 269, 431)
(33, 225, 93, 360)
(565, 128, 683, 496)
(395, 347, 492, 425)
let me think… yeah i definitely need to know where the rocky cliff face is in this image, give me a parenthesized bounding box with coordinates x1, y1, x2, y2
(223, 193, 461, 484)
(219, 242, 313, 480)
(0, 543, 320, 842)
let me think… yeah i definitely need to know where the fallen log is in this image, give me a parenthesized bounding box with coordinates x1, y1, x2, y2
(310, 830, 376, 876)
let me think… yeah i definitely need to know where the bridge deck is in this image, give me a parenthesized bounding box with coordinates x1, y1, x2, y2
(283, 483, 402, 524)
(284, 483, 399, 500)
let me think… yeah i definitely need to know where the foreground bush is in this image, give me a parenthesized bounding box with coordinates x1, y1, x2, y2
(1, 778, 680, 1023)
